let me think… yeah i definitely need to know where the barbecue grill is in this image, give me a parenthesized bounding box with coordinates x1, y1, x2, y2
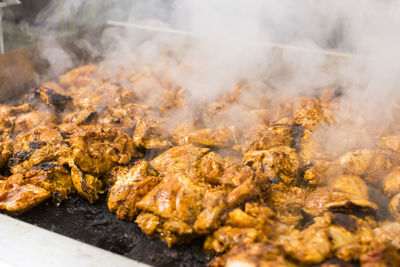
(0, 21, 377, 267)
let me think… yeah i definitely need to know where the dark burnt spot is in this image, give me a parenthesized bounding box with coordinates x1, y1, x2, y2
(84, 111, 98, 124)
(113, 118, 121, 124)
(297, 209, 315, 230)
(35, 161, 58, 171)
(81, 173, 89, 193)
(9, 150, 34, 167)
(267, 175, 283, 184)
(331, 213, 357, 233)
(44, 88, 72, 111)
(290, 124, 304, 152)
(60, 132, 70, 139)
(29, 141, 47, 149)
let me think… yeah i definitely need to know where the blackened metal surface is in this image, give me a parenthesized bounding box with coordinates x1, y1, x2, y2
(17, 195, 210, 267)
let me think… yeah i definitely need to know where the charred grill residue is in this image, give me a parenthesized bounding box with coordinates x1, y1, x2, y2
(331, 213, 357, 233)
(290, 124, 304, 152)
(29, 141, 47, 149)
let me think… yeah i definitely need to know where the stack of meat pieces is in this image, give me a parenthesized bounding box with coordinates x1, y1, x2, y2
(1, 62, 400, 266)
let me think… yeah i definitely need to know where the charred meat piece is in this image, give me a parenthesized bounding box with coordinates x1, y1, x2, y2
(108, 161, 160, 220)
(293, 97, 331, 130)
(246, 124, 292, 151)
(132, 118, 171, 150)
(243, 146, 300, 186)
(9, 127, 74, 201)
(69, 125, 140, 175)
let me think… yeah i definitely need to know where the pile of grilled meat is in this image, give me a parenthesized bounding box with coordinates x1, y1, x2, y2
(1, 62, 400, 266)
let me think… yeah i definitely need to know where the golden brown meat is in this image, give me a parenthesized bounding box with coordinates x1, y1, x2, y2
(59, 64, 108, 88)
(9, 127, 74, 202)
(0, 175, 51, 214)
(69, 125, 139, 175)
(337, 149, 392, 184)
(204, 203, 275, 253)
(246, 124, 292, 151)
(132, 118, 171, 150)
(278, 224, 332, 264)
(108, 161, 160, 220)
(14, 111, 58, 133)
(382, 168, 400, 198)
(243, 146, 300, 186)
(293, 97, 331, 130)
(135, 172, 208, 246)
(304, 175, 377, 216)
(150, 144, 209, 177)
(172, 124, 235, 147)
(209, 242, 295, 267)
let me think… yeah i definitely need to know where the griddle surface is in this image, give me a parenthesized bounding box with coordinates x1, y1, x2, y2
(17, 195, 210, 267)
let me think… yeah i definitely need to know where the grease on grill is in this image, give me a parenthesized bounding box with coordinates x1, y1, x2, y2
(18, 195, 210, 267)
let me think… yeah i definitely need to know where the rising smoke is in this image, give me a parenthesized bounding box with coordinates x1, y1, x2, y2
(14, 0, 400, 152)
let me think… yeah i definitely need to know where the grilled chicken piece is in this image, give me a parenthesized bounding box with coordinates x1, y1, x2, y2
(382, 168, 400, 198)
(278, 223, 332, 264)
(59, 64, 107, 88)
(209, 242, 295, 267)
(150, 144, 209, 176)
(199, 152, 224, 184)
(338, 149, 392, 184)
(0, 174, 51, 214)
(304, 175, 377, 216)
(9, 127, 74, 200)
(135, 172, 208, 246)
(243, 146, 300, 186)
(193, 189, 227, 234)
(0, 104, 30, 136)
(63, 107, 99, 126)
(380, 135, 400, 152)
(132, 118, 171, 150)
(204, 203, 275, 253)
(246, 124, 292, 151)
(303, 160, 341, 186)
(70, 162, 103, 203)
(108, 161, 160, 220)
(69, 125, 139, 175)
(14, 111, 58, 133)
(0, 138, 12, 170)
(32, 84, 72, 111)
(374, 222, 400, 249)
(101, 103, 158, 135)
(172, 124, 235, 147)
(293, 97, 331, 130)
